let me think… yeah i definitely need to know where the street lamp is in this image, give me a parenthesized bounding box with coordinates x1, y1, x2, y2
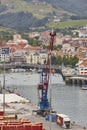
(2, 47, 9, 114)
(3, 50, 6, 114)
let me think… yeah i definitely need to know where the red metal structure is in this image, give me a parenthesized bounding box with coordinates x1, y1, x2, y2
(37, 29, 56, 116)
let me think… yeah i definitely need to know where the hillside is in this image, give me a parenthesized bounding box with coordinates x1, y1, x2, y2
(0, 0, 87, 17)
(0, 0, 87, 32)
(1, 0, 70, 18)
(39, 0, 87, 17)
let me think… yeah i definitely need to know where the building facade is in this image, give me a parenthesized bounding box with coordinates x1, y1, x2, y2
(25, 51, 47, 65)
(0, 48, 10, 63)
(78, 59, 87, 75)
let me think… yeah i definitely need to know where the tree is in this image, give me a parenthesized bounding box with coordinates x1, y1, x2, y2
(51, 55, 57, 64)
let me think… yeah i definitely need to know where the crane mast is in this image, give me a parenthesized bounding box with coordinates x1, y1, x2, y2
(37, 30, 56, 116)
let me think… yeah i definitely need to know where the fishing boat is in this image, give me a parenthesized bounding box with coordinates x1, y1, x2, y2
(82, 85, 87, 90)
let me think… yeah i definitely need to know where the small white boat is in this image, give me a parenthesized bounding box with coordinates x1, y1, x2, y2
(82, 85, 87, 90)
(37, 69, 42, 73)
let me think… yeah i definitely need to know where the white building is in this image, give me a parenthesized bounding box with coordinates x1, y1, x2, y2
(62, 43, 76, 57)
(26, 51, 47, 65)
(79, 30, 87, 37)
(10, 50, 26, 63)
(78, 59, 87, 75)
(0, 48, 10, 63)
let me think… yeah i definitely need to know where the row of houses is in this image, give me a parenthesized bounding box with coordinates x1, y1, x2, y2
(0, 48, 48, 65)
(0, 31, 87, 69)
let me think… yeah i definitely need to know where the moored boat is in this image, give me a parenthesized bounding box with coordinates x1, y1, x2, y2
(82, 85, 87, 90)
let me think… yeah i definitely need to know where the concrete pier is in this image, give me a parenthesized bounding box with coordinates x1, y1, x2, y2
(65, 76, 87, 86)
(0, 93, 86, 130)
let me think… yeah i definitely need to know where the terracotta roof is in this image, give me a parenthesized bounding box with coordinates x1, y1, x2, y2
(24, 45, 41, 50)
(80, 62, 87, 66)
(79, 47, 87, 50)
(80, 60, 87, 66)
(5, 45, 25, 53)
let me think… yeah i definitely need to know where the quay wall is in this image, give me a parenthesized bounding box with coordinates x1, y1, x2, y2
(65, 76, 87, 86)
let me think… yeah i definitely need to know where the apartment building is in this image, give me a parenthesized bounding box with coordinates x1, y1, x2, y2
(25, 51, 47, 65)
(78, 59, 87, 75)
(10, 50, 26, 64)
(0, 47, 10, 63)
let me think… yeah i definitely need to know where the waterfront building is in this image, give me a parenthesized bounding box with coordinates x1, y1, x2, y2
(78, 59, 87, 75)
(79, 30, 87, 37)
(0, 47, 10, 63)
(25, 51, 47, 65)
(10, 50, 26, 64)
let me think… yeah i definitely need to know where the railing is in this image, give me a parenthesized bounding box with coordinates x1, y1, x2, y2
(0, 63, 61, 71)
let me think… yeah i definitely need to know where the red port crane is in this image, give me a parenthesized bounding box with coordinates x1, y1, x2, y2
(37, 29, 56, 116)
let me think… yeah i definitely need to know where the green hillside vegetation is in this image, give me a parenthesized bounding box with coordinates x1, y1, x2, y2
(0, 0, 66, 32)
(0, 0, 87, 32)
(0, 19, 87, 38)
(39, 0, 87, 17)
(1, 0, 61, 19)
(1, 0, 87, 18)
(0, 26, 17, 41)
(0, 12, 49, 32)
(48, 20, 87, 29)
(0, 26, 16, 32)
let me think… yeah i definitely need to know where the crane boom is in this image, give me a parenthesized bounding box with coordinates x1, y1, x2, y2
(37, 30, 56, 116)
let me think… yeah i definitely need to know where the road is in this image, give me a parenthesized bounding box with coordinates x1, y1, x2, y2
(28, 114, 85, 130)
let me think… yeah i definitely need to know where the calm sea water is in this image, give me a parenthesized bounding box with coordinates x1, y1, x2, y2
(0, 72, 87, 127)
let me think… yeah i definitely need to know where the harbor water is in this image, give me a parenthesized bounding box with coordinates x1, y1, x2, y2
(0, 71, 87, 127)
